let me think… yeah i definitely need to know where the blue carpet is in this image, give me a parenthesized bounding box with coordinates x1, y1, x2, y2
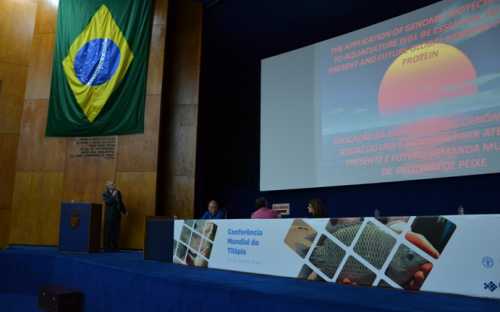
(0, 293, 38, 312)
(0, 246, 499, 312)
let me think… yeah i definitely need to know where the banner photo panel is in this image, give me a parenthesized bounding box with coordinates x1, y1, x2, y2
(173, 215, 500, 299)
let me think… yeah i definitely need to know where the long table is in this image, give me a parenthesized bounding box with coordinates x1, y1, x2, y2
(167, 215, 500, 299)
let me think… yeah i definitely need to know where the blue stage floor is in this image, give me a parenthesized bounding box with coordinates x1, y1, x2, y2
(0, 293, 38, 312)
(1, 246, 499, 312)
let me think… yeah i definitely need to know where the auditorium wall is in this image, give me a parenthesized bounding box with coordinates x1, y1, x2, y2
(6, 0, 170, 249)
(0, 0, 37, 248)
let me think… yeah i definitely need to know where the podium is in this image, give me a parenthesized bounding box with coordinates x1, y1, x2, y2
(59, 202, 102, 253)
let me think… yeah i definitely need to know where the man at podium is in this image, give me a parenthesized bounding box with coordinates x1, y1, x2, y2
(102, 181, 127, 251)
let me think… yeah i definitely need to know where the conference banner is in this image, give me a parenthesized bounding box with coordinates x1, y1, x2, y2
(46, 0, 153, 137)
(173, 215, 500, 299)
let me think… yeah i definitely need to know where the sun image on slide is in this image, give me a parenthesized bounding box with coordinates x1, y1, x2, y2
(378, 43, 477, 115)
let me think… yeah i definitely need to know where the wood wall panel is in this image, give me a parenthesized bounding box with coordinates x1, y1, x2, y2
(116, 172, 157, 249)
(34, 0, 58, 35)
(167, 53, 201, 106)
(158, 0, 202, 218)
(164, 175, 195, 219)
(25, 34, 55, 100)
(8, 0, 170, 249)
(62, 137, 118, 203)
(165, 2, 202, 106)
(0, 62, 30, 97)
(154, 0, 168, 25)
(0, 134, 19, 211)
(0, 209, 10, 248)
(147, 24, 166, 96)
(0, 93, 25, 134)
(0, 63, 29, 133)
(0, 0, 37, 65)
(9, 172, 64, 245)
(117, 95, 160, 172)
(170, 121, 197, 177)
(34, 171, 64, 244)
(0, 0, 38, 248)
(9, 173, 37, 244)
(16, 100, 67, 172)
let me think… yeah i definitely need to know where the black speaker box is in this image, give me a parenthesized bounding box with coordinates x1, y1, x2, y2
(38, 286, 83, 312)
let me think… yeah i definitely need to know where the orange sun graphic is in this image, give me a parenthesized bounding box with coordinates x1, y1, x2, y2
(378, 43, 477, 115)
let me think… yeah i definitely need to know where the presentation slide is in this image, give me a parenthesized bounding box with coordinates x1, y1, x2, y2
(261, 0, 500, 191)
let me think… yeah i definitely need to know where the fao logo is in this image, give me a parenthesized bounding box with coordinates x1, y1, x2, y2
(482, 256, 494, 269)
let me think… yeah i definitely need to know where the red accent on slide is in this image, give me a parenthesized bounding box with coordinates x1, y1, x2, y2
(378, 43, 477, 115)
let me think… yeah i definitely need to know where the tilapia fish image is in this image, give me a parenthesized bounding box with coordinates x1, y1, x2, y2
(302, 221, 431, 287)
(336, 256, 376, 286)
(330, 223, 427, 286)
(310, 235, 345, 278)
(352, 223, 398, 269)
(327, 220, 363, 247)
(386, 244, 428, 287)
(285, 220, 318, 258)
(310, 222, 412, 281)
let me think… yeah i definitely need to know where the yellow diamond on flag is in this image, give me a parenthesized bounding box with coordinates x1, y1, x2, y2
(62, 5, 134, 123)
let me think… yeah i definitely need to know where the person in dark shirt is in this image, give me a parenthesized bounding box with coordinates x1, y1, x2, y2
(102, 181, 127, 251)
(201, 200, 225, 219)
(307, 198, 328, 218)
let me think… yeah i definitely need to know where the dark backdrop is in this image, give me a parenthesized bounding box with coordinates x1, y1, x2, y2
(195, 0, 500, 219)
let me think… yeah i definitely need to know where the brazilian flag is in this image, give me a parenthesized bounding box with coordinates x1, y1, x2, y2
(46, 0, 153, 137)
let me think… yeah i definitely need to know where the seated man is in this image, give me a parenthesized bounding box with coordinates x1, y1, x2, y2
(251, 197, 280, 219)
(201, 200, 225, 219)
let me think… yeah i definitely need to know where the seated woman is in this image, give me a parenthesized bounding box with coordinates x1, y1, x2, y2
(307, 198, 328, 218)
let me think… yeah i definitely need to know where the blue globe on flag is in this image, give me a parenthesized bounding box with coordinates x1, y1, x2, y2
(74, 38, 121, 87)
(62, 5, 134, 123)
